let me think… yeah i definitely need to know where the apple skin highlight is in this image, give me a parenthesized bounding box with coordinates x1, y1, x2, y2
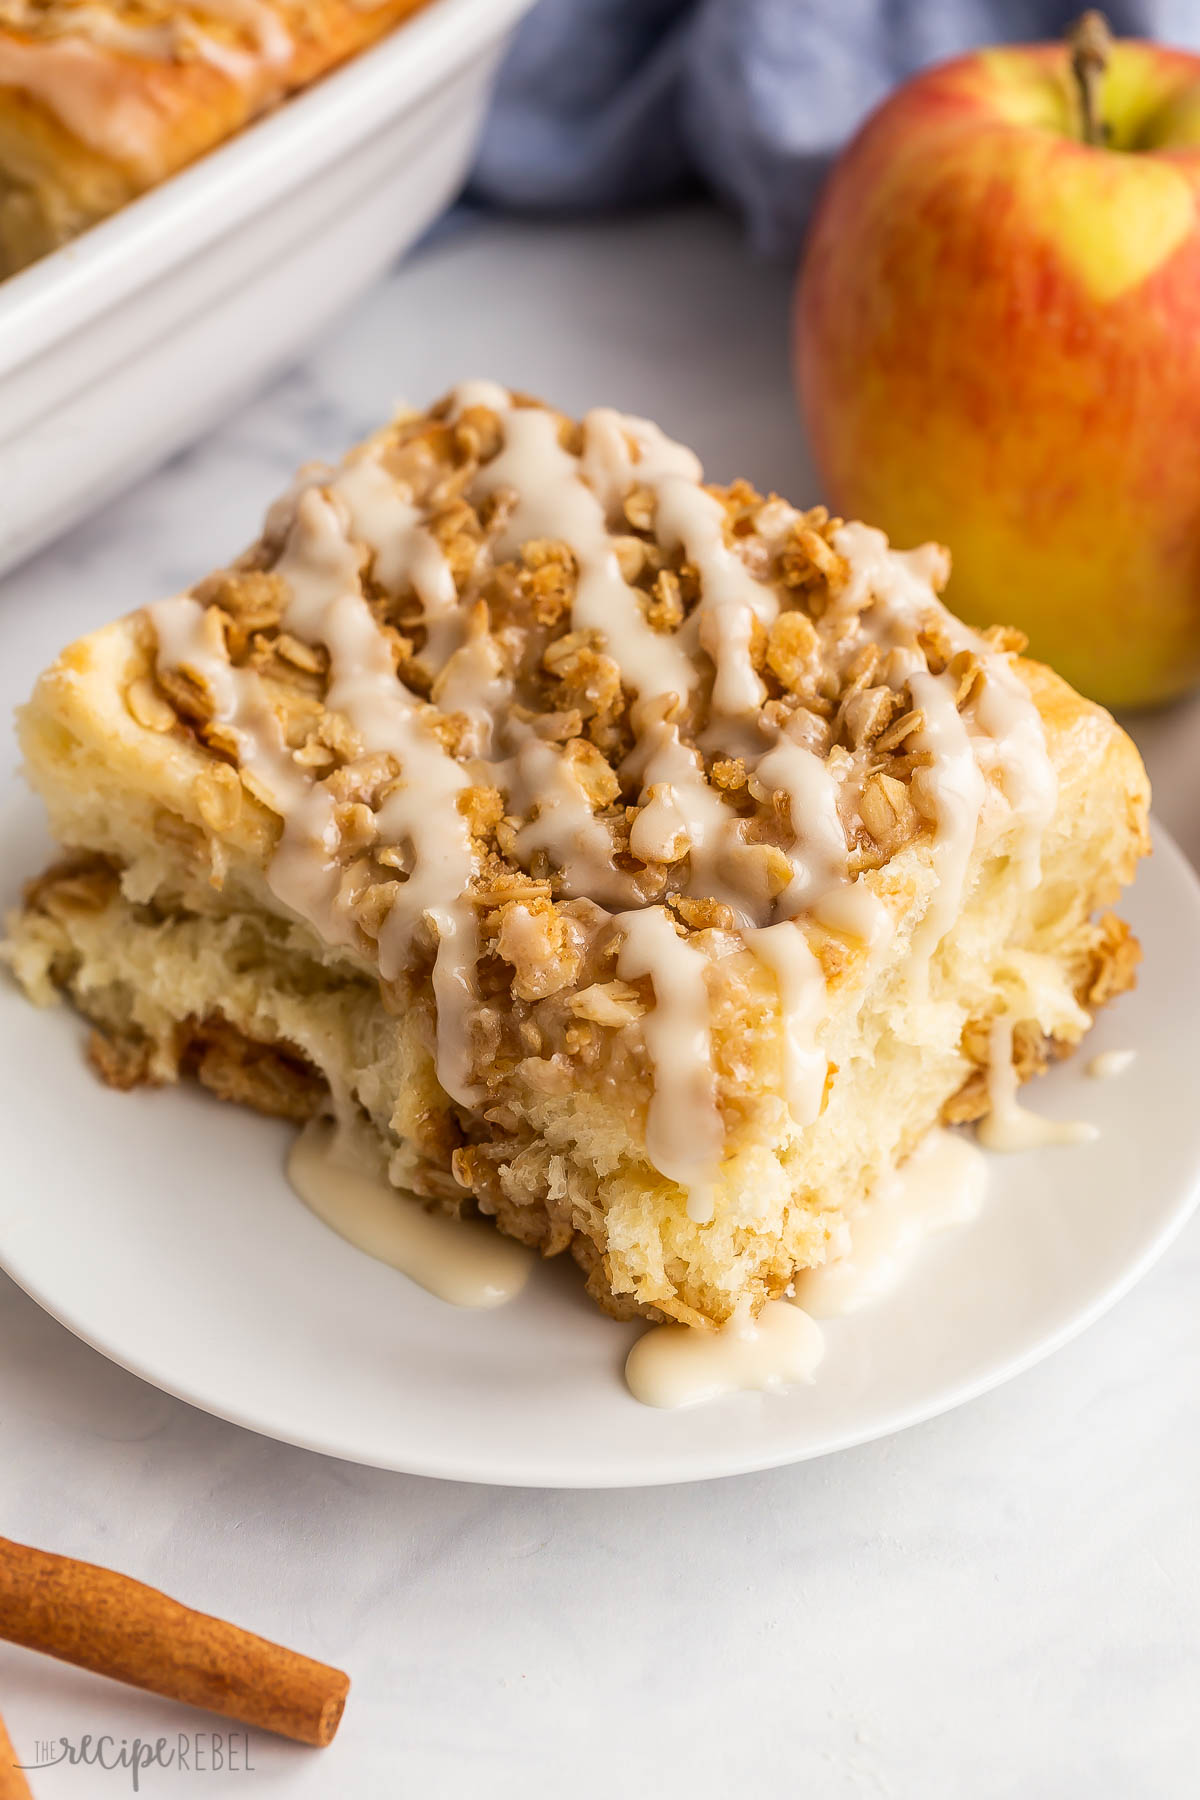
(796, 40, 1200, 709)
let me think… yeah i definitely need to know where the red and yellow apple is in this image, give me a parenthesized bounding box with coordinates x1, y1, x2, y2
(796, 21, 1200, 707)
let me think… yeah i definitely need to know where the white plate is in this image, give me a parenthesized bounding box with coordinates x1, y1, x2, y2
(0, 0, 536, 576)
(0, 798, 1197, 1488)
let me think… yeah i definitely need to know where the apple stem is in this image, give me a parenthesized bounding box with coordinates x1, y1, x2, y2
(1068, 10, 1112, 147)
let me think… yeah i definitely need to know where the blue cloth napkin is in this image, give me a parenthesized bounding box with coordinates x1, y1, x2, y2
(471, 0, 1200, 254)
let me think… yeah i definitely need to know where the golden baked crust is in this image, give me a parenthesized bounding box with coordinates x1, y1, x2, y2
(0, 0, 435, 274)
(5, 385, 1152, 1327)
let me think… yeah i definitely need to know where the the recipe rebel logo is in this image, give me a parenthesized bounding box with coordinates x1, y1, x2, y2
(17, 1730, 256, 1789)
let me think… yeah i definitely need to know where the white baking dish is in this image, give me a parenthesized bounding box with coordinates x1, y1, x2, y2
(0, 0, 535, 576)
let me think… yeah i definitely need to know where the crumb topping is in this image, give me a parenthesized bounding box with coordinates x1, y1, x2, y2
(139, 383, 1058, 1220)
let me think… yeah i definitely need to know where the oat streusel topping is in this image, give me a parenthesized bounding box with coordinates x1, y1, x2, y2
(140, 382, 1058, 1220)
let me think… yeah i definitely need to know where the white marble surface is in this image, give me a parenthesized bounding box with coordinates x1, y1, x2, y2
(1, 209, 1198, 1798)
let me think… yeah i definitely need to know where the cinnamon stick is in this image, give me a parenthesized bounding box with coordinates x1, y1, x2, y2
(0, 1538, 348, 1748)
(0, 1708, 33, 1800)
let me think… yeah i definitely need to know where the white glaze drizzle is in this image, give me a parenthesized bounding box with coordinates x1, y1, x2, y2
(0, 0, 297, 177)
(155, 485, 484, 1107)
(334, 456, 463, 674)
(626, 1301, 824, 1409)
(972, 660, 1058, 890)
(906, 667, 988, 965)
(15, 4, 177, 57)
(616, 908, 722, 1223)
(147, 595, 350, 942)
(977, 1015, 1098, 1151)
(834, 521, 1057, 891)
(652, 465, 775, 728)
(751, 739, 849, 915)
(793, 1128, 987, 1317)
(748, 921, 827, 1127)
(150, 383, 1063, 1222)
(279, 490, 483, 1107)
(1086, 1048, 1135, 1079)
(471, 404, 699, 705)
(508, 736, 636, 909)
(1, 0, 293, 66)
(0, 34, 175, 178)
(622, 700, 752, 918)
(288, 1115, 532, 1307)
(194, 0, 293, 69)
